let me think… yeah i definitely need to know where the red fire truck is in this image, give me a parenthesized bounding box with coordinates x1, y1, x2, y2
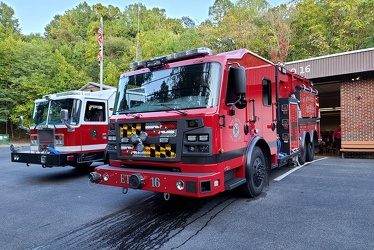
(10, 87, 116, 168)
(89, 48, 320, 198)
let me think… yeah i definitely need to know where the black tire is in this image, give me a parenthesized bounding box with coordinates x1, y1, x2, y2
(306, 140, 315, 162)
(240, 146, 266, 198)
(298, 139, 307, 165)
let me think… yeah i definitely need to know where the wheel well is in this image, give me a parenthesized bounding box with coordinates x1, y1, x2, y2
(254, 139, 271, 171)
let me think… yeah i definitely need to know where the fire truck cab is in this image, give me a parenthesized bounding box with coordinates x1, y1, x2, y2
(89, 48, 320, 198)
(11, 87, 116, 168)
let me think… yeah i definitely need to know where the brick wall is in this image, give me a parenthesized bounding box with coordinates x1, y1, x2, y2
(340, 74, 374, 141)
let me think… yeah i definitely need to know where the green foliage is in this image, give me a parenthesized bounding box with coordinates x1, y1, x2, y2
(288, 0, 374, 60)
(0, 1, 20, 38)
(0, 88, 16, 122)
(104, 61, 120, 87)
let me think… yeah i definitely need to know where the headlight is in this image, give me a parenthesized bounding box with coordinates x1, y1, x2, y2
(187, 134, 209, 142)
(187, 135, 197, 142)
(198, 134, 209, 142)
(30, 135, 38, 146)
(55, 134, 64, 145)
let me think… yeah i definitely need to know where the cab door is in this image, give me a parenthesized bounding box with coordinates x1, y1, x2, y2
(80, 100, 108, 160)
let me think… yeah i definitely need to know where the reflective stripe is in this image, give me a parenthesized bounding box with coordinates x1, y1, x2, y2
(55, 144, 107, 152)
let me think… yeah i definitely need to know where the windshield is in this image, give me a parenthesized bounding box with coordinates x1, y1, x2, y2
(32, 98, 82, 126)
(114, 62, 221, 114)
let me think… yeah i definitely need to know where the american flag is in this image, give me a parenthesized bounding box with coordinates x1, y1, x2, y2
(98, 50, 103, 62)
(97, 23, 103, 47)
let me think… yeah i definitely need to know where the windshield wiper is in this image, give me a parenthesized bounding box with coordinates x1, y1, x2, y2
(126, 113, 141, 118)
(34, 121, 42, 131)
(119, 111, 141, 118)
(157, 104, 187, 116)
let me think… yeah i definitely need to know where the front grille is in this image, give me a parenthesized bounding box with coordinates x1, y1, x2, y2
(38, 129, 54, 151)
(120, 122, 177, 138)
(121, 143, 177, 158)
(119, 121, 178, 159)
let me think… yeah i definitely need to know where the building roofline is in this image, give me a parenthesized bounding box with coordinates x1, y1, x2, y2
(79, 82, 115, 90)
(286, 47, 374, 64)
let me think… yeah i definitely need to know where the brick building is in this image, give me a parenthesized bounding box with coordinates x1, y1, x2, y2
(286, 48, 374, 143)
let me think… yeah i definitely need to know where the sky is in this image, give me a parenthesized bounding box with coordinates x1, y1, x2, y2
(6, 0, 285, 35)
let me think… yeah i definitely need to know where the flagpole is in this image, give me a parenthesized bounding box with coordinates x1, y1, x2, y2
(99, 16, 103, 91)
(136, 4, 140, 61)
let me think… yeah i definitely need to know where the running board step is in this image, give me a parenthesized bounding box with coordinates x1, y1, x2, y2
(225, 178, 246, 190)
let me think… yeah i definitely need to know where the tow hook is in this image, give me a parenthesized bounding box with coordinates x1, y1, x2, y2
(89, 172, 101, 183)
(164, 193, 171, 201)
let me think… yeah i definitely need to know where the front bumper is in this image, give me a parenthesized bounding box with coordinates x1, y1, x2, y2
(11, 151, 71, 166)
(91, 166, 224, 198)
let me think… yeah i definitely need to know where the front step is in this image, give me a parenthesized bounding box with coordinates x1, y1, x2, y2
(225, 177, 246, 190)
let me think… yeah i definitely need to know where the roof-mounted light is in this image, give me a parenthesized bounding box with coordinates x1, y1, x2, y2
(130, 47, 212, 70)
(146, 57, 167, 68)
(42, 91, 83, 100)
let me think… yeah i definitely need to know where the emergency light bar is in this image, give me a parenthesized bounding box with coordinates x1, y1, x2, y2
(130, 47, 212, 70)
(43, 91, 83, 100)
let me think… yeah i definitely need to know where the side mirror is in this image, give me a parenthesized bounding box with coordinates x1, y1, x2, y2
(19, 116, 24, 127)
(60, 109, 69, 122)
(229, 66, 246, 96)
(60, 109, 75, 132)
(19, 116, 30, 132)
(228, 66, 247, 109)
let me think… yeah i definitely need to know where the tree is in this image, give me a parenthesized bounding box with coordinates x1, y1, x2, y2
(0, 88, 16, 135)
(287, 0, 330, 60)
(0, 2, 20, 38)
(104, 61, 120, 87)
(181, 16, 196, 29)
(208, 0, 234, 25)
(288, 0, 374, 60)
(265, 4, 296, 63)
(45, 2, 95, 42)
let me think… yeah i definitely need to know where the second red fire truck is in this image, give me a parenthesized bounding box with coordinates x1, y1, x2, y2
(89, 48, 320, 199)
(11, 86, 116, 168)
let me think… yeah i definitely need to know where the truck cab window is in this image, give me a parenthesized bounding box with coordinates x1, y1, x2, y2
(85, 101, 106, 122)
(262, 78, 272, 106)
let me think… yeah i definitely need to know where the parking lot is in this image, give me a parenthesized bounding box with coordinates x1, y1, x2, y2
(1, 145, 374, 249)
